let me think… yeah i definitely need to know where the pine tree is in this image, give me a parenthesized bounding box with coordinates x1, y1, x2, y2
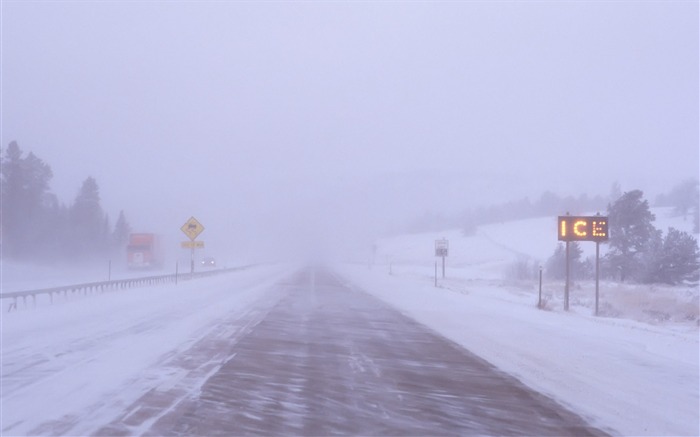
(0, 142, 53, 259)
(102, 214, 111, 254)
(1, 142, 24, 257)
(605, 190, 657, 282)
(69, 176, 105, 258)
(546, 242, 585, 280)
(112, 210, 131, 250)
(39, 193, 68, 259)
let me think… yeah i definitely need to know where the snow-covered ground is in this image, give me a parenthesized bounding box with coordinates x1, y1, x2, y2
(1, 207, 697, 435)
(334, 207, 699, 436)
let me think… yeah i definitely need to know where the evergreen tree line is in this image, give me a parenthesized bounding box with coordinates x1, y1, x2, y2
(547, 189, 700, 285)
(1, 141, 132, 263)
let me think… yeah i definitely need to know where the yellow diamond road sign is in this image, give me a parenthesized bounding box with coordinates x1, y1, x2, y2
(181, 216, 205, 241)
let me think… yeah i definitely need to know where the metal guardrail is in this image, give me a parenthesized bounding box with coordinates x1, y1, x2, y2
(2, 266, 250, 312)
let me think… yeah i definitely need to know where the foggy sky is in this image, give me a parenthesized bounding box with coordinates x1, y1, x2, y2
(2, 1, 698, 260)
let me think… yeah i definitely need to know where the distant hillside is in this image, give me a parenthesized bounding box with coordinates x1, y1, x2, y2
(374, 207, 698, 271)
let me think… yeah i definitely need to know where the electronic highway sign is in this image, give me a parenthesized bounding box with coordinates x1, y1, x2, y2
(557, 216, 609, 242)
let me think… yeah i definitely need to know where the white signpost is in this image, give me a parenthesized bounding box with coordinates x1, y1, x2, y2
(435, 238, 448, 279)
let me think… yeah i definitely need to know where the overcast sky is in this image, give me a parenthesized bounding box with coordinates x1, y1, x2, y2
(2, 1, 698, 260)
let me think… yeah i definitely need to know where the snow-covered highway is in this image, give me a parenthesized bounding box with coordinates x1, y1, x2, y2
(1, 259, 697, 436)
(97, 267, 605, 436)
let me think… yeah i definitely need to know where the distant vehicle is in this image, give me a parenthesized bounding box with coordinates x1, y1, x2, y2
(201, 256, 216, 267)
(127, 233, 163, 269)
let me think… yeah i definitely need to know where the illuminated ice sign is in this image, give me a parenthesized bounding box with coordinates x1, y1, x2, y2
(558, 216, 609, 242)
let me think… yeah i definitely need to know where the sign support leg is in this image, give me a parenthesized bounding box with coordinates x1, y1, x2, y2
(190, 247, 195, 277)
(442, 255, 445, 278)
(565, 241, 570, 311)
(595, 242, 600, 316)
(538, 266, 543, 308)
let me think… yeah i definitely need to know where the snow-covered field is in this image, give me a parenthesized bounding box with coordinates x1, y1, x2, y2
(1, 207, 697, 436)
(334, 207, 699, 436)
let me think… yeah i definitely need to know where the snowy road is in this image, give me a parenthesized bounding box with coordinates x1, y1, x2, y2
(94, 267, 606, 436)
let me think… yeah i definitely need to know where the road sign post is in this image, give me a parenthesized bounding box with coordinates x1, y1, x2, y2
(435, 238, 449, 279)
(434, 261, 438, 287)
(538, 266, 543, 309)
(595, 241, 600, 316)
(181, 217, 205, 275)
(557, 214, 609, 314)
(565, 241, 570, 311)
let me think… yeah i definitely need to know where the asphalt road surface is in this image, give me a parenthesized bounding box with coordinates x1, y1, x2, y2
(99, 267, 607, 436)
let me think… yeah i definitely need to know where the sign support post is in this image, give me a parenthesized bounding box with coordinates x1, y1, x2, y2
(435, 238, 449, 280)
(564, 241, 570, 311)
(557, 214, 609, 314)
(434, 261, 438, 287)
(190, 247, 195, 276)
(538, 266, 543, 309)
(595, 241, 600, 316)
(180, 216, 205, 278)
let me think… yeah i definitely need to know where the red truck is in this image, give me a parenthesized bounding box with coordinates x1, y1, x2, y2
(126, 233, 163, 269)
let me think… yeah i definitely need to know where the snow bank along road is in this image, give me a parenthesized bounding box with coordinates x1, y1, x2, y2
(91, 267, 605, 436)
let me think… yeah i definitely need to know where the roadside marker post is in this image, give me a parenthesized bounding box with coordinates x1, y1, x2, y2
(435, 238, 449, 279)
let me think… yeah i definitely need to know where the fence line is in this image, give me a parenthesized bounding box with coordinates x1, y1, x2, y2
(2, 266, 251, 312)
